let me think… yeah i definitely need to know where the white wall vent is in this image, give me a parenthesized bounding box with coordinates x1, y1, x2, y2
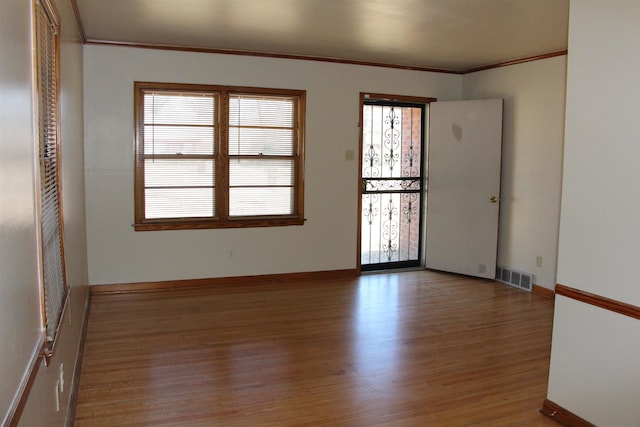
(496, 265, 533, 292)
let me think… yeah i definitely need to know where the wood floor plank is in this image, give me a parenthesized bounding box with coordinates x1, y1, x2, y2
(74, 270, 556, 426)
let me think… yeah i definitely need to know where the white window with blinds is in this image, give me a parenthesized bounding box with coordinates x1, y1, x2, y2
(35, 0, 67, 349)
(134, 83, 306, 230)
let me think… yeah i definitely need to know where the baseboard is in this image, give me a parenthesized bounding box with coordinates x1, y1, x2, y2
(65, 291, 92, 427)
(540, 399, 596, 427)
(91, 269, 359, 294)
(532, 284, 555, 298)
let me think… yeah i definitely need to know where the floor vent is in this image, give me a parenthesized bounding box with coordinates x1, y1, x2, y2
(496, 266, 533, 292)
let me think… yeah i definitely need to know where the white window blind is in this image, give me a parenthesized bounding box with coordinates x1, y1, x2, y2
(229, 95, 296, 217)
(142, 91, 217, 219)
(36, 0, 67, 345)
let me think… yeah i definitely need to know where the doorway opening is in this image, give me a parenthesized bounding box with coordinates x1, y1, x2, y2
(360, 98, 427, 271)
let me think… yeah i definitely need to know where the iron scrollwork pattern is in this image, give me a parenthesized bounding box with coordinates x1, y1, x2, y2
(363, 193, 380, 226)
(383, 107, 401, 174)
(362, 178, 420, 193)
(381, 195, 399, 261)
(402, 193, 419, 224)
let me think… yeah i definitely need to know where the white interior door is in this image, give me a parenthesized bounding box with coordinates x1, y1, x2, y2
(425, 99, 503, 279)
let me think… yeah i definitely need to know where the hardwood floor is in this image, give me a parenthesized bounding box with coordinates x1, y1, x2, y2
(74, 270, 557, 426)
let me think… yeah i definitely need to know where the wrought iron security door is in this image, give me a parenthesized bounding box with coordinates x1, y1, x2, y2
(361, 101, 425, 270)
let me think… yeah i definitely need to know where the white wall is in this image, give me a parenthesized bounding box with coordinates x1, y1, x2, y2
(547, 1, 640, 425)
(0, 0, 43, 421)
(462, 56, 567, 289)
(556, 1, 640, 304)
(0, 0, 89, 424)
(83, 46, 462, 285)
(548, 296, 640, 426)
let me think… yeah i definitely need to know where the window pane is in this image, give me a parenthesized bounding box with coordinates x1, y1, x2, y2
(144, 125, 214, 155)
(146, 188, 215, 218)
(145, 159, 214, 187)
(144, 92, 215, 125)
(228, 128, 293, 155)
(229, 159, 294, 186)
(229, 187, 293, 216)
(229, 95, 294, 128)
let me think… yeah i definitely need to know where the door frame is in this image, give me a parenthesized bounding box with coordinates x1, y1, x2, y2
(357, 93, 436, 274)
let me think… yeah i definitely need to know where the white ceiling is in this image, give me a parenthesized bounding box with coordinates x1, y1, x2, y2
(73, 0, 569, 72)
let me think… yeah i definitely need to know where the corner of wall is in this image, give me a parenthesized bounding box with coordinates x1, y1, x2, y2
(16, 285, 90, 427)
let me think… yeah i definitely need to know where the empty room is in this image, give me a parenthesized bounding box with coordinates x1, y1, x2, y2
(2, 1, 639, 426)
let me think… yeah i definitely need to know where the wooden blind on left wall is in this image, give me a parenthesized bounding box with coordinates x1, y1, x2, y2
(35, 0, 67, 348)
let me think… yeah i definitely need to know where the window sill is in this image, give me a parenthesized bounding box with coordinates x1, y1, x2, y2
(134, 217, 305, 231)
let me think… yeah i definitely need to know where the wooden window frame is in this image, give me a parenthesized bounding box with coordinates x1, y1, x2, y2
(134, 82, 306, 231)
(34, 0, 68, 356)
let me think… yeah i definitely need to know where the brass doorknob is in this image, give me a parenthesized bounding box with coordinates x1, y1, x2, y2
(490, 196, 498, 203)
